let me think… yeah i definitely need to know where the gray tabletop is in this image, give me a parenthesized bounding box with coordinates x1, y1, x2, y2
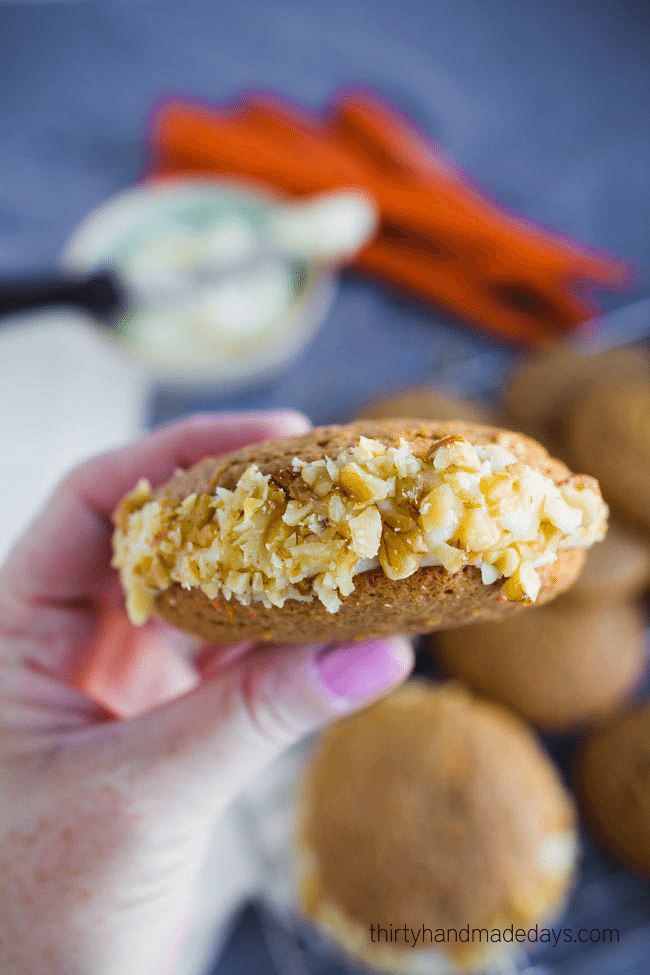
(2, 0, 650, 425)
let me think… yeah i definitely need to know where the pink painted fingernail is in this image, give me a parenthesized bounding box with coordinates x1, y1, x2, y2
(315, 637, 414, 705)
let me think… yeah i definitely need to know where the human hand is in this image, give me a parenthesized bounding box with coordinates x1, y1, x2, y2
(0, 411, 413, 975)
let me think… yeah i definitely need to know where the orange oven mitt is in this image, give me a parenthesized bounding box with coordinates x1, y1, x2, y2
(147, 90, 629, 345)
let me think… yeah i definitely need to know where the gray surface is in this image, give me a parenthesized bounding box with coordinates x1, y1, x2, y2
(2, 0, 650, 423)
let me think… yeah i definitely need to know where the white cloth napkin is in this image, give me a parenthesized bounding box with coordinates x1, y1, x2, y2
(0, 309, 145, 562)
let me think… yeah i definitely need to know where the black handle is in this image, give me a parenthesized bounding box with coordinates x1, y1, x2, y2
(0, 270, 125, 324)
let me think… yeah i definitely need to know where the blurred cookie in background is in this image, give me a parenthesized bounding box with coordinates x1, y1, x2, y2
(298, 682, 578, 974)
(569, 381, 650, 535)
(576, 701, 650, 874)
(567, 520, 650, 605)
(433, 601, 647, 731)
(357, 385, 494, 423)
(503, 346, 650, 452)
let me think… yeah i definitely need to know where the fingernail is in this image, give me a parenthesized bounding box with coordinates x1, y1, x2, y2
(315, 637, 414, 706)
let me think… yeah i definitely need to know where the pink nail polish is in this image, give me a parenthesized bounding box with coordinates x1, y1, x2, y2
(315, 638, 413, 704)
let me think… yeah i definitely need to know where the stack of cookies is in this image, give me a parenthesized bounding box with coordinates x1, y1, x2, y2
(110, 396, 645, 972)
(499, 351, 650, 726)
(360, 378, 650, 731)
(322, 371, 650, 972)
(430, 351, 650, 885)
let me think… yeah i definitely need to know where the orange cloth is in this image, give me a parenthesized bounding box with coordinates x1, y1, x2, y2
(147, 90, 629, 345)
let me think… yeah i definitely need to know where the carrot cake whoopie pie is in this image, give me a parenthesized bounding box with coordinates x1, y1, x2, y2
(358, 387, 492, 425)
(569, 381, 650, 534)
(434, 601, 647, 731)
(112, 420, 608, 644)
(298, 682, 578, 974)
(565, 520, 650, 605)
(576, 701, 650, 874)
(504, 346, 650, 447)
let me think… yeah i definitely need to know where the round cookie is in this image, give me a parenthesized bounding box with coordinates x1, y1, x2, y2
(504, 346, 650, 448)
(298, 682, 578, 974)
(566, 520, 650, 604)
(576, 701, 650, 873)
(434, 602, 647, 731)
(112, 419, 607, 645)
(568, 381, 650, 533)
(358, 387, 492, 424)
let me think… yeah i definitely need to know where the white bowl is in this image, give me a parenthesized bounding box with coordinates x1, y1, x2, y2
(61, 179, 337, 391)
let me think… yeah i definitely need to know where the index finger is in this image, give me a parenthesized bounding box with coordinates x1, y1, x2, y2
(1, 411, 311, 604)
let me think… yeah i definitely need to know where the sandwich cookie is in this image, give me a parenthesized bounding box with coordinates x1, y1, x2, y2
(298, 682, 578, 974)
(565, 520, 650, 605)
(434, 602, 647, 731)
(358, 387, 492, 424)
(569, 381, 650, 534)
(112, 420, 607, 644)
(576, 701, 650, 873)
(504, 346, 650, 449)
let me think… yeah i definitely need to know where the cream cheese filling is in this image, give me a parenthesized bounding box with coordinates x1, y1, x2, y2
(112, 435, 608, 625)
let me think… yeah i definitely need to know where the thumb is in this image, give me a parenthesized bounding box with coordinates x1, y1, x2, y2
(92, 636, 414, 821)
